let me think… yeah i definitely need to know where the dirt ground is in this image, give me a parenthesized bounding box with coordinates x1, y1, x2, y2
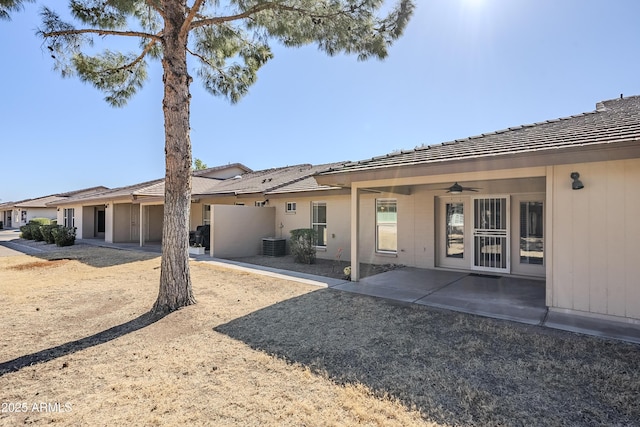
(1, 245, 639, 426)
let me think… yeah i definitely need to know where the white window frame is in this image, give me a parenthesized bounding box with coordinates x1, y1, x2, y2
(63, 208, 75, 228)
(311, 202, 327, 248)
(255, 201, 266, 207)
(376, 198, 397, 254)
(285, 201, 297, 214)
(202, 204, 211, 225)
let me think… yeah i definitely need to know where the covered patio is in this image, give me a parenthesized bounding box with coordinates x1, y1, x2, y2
(334, 267, 547, 325)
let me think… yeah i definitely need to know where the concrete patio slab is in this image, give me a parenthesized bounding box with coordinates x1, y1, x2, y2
(333, 268, 467, 303)
(416, 274, 547, 325)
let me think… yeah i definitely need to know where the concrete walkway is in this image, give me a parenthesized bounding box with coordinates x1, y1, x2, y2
(2, 230, 639, 345)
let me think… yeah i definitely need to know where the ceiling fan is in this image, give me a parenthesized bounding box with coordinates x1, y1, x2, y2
(439, 182, 481, 194)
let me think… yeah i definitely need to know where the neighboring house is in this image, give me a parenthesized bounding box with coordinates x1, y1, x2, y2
(0, 201, 15, 228)
(314, 95, 640, 325)
(125, 162, 348, 257)
(0, 186, 108, 229)
(49, 161, 351, 259)
(50, 164, 252, 243)
(189, 163, 348, 258)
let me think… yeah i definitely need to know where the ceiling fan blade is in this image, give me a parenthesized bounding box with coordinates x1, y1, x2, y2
(439, 182, 482, 193)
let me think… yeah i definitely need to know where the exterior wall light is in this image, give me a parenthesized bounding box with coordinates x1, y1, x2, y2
(570, 172, 584, 190)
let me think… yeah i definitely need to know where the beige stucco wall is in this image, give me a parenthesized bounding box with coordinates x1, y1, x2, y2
(210, 205, 275, 258)
(190, 202, 204, 229)
(25, 208, 57, 223)
(81, 206, 94, 239)
(269, 194, 351, 261)
(112, 203, 141, 243)
(145, 205, 163, 242)
(549, 159, 640, 321)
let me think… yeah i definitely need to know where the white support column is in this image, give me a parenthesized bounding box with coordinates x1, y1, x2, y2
(350, 185, 360, 281)
(545, 166, 554, 308)
(139, 204, 145, 247)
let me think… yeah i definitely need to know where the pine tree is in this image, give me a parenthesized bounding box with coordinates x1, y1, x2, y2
(0, 0, 33, 20)
(36, 0, 414, 314)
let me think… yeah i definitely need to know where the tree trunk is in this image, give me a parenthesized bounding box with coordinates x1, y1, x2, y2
(152, 0, 196, 314)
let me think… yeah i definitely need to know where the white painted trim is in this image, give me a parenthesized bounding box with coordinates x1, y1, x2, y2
(350, 186, 360, 281)
(545, 166, 554, 308)
(344, 167, 548, 189)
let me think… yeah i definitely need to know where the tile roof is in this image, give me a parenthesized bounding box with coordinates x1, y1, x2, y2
(133, 176, 223, 198)
(8, 186, 110, 208)
(320, 95, 640, 175)
(196, 162, 347, 196)
(49, 163, 347, 206)
(51, 179, 163, 206)
(15, 195, 67, 208)
(191, 162, 252, 177)
(264, 176, 341, 194)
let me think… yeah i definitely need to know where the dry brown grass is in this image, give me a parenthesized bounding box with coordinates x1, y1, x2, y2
(1, 246, 639, 426)
(8, 259, 71, 271)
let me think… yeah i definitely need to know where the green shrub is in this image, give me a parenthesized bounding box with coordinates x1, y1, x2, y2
(289, 228, 317, 264)
(30, 218, 53, 226)
(31, 224, 44, 241)
(51, 226, 76, 247)
(40, 224, 58, 244)
(20, 224, 33, 240)
(20, 218, 54, 241)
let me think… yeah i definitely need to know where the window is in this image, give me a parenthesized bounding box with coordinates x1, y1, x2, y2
(234, 202, 245, 206)
(203, 205, 211, 225)
(286, 202, 296, 214)
(63, 208, 75, 228)
(255, 201, 266, 207)
(520, 201, 543, 265)
(311, 202, 327, 247)
(376, 199, 397, 253)
(446, 202, 464, 258)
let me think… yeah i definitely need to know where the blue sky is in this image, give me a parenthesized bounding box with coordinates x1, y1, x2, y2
(1, 0, 639, 202)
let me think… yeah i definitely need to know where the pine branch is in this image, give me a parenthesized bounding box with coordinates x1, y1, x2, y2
(190, 2, 369, 34)
(180, 0, 206, 40)
(145, 0, 165, 20)
(41, 27, 161, 42)
(110, 39, 158, 73)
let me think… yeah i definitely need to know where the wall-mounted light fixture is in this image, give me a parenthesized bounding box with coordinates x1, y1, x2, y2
(104, 204, 109, 209)
(570, 172, 584, 190)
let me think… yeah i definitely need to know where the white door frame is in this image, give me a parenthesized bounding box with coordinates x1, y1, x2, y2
(471, 195, 510, 273)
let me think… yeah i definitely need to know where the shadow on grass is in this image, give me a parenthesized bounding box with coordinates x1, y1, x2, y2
(0, 311, 165, 377)
(215, 288, 640, 427)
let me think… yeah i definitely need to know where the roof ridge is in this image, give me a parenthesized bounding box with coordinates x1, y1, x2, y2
(262, 163, 343, 193)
